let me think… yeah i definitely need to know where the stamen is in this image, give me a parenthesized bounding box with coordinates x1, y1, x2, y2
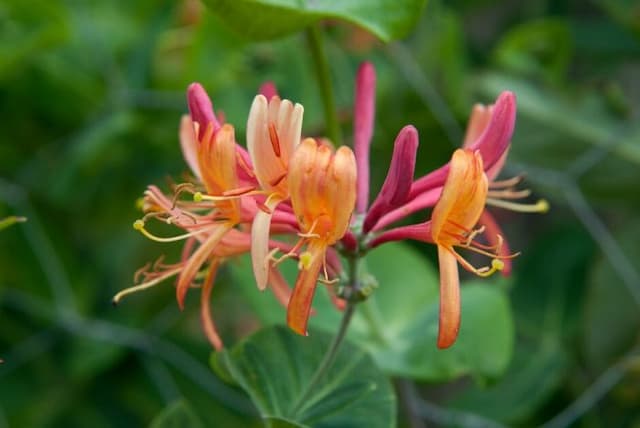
(486, 198, 550, 213)
(194, 189, 260, 202)
(223, 185, 256, 197)
(171, 183, 197, 209)
(318, 277, 339, 286)
(269, 172, 287, 187)
(268, 123, 281, 157)
(298, 251, 313, 270)
(489, 175, 524, 189)
(463, 225, 485, 247)
(269, 247, 300, 267)
(237, 152, 256, 178)
(446, 219, 472, 233)
(449, 247, 505, 278)
(113, 266, 182, 305)
(487, 189, 531, 199)
(133, 261, 152, 284)
(133, 220, 207, 242)
(298, 218, 321, 239)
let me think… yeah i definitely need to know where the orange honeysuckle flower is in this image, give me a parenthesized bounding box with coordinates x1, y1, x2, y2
(246, 94, 304, 290)
(430, 148, 513, 349)
(285, 138, 357, 335)
(116, 123, 247, 350)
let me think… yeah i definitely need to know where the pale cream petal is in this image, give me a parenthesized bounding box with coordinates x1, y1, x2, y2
(250, 196, 283, 290)
(179, 115, 201, 179)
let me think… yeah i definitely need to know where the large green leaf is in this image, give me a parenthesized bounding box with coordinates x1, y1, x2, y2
(451, 343, 569, 424)
(231, 243, 514, 382)
(201, 0, 427, 42)
(212, 325, 396, 428)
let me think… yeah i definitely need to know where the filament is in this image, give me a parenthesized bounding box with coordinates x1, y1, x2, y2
(113, 266, 182, 305)
(133, 220, 208, 242)
(486, 198, 549, 213)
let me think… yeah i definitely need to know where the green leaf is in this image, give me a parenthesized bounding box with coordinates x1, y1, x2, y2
(510, 225, 595, 341)
(212, 325, 396, 428)
(584, 219, 640, 370)
(231, 243, 514, 382)
(201, 0, 428, 42)
(451, 343, 569, 423)
(149, 400, 204, 428)
(492, 19, 572, 84)
(348, 244, 514, 382)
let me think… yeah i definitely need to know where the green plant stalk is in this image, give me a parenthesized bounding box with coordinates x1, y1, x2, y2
(291, 301, 355, 418)
(306, 24, 342, 146)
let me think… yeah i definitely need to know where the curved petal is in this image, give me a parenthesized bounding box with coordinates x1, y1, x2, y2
(363, 125, 418, 232)
(176, 224, 230, 309)
(200, 260, 223, 350)
(287, 243, 326, 336)
(462, 104, 492, 148)
(437, 245, 461, 349)
(187, 83, 220, 138)
(467, 91, 516, 172)
(179, 115, 202, 180)
(268, 264, 291, 308)
(250, 195, 284, 290)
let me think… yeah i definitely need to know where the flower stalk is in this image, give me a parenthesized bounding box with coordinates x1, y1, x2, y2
(306, 24, 342, 146)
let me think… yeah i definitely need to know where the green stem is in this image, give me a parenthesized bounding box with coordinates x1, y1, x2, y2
(360, 300, 387, 345)
(291, 301, 355, 418)
(306, 24, 342, 146)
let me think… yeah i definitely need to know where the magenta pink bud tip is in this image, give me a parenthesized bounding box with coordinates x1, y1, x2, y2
(259, 81, 278, 100)
(187, 83, 219, 139)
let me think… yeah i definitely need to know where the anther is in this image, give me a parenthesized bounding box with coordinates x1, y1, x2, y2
(236, 152, 255, 178)
(133, 219, 145, 230)
(193, 192, 203, 202)
(269, 172, 287, 187)
(298, 251, 312, 270)
(268, 123, 281, 157)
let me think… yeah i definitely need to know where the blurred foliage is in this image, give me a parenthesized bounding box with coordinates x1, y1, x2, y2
(1, 0, 640, 427)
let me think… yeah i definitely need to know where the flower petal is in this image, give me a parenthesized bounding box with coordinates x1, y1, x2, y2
(431, 149, 487, 244)
(363, 125, 418, 232)
(268, 264, 291, 308)
(187, 83, 220, 139)
(466, 91, 516, 173)
(200, 259, 223, 351)
(437, 245, 461, 349)
(286, 243, 326, 336)
(259, 81, 278, 99)
(176, 224, 230, 309)
(179, 115, 202, 180)
(247, 95, 303, 196)
(250, 195, 284, 290)
(354, 62, 376, 213)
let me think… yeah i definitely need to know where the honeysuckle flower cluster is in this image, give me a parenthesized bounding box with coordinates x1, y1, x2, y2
(115, 62, 547, 351)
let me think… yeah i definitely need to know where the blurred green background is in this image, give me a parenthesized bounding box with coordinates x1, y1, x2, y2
(1, 0, 640, 426)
